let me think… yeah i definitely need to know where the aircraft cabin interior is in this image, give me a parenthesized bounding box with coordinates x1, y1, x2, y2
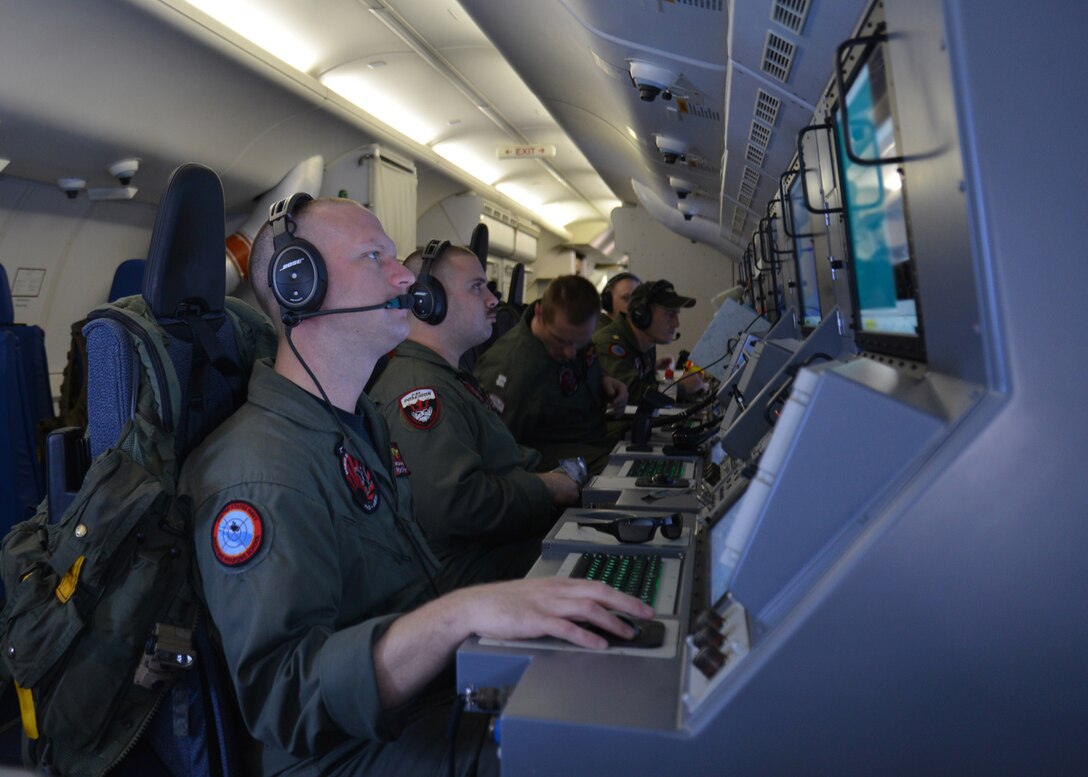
(0, 0, 1085, 774)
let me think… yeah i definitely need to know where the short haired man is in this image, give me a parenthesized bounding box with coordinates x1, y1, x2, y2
(370, 243, 579, 591)
(597, 271, 641, 329)
(475, 275, 628, 475)
(593, 278, 706, 405)
(180, 198, 650, 776)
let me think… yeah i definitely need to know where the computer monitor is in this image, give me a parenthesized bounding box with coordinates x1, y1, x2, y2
(834, 36, 927, 362)
(787, 175, 822, 328)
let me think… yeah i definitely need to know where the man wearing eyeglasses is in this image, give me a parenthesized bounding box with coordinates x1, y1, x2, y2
(593, 278, 708, 406)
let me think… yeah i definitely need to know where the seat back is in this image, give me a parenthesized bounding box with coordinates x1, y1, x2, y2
(108, 258, 147, 302)
(78, 164, 265, 777)
(0, 265, 50, 535)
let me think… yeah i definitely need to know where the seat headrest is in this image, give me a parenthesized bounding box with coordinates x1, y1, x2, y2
(142, 164, 226, 319)
(0, 264, 13, 325)
(109, 258, 147, 303)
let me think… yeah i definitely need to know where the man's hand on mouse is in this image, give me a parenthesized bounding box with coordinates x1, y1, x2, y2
(449, 577, 654, 650)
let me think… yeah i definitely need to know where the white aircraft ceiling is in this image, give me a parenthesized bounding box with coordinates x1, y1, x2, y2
(0, 0, 868, 256)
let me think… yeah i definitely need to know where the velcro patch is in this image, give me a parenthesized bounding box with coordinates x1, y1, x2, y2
(212, 501, 264, 567)
(496, 374, 507, 388)
(340, 444, 380, 513)
(558, 365, 579, 396)
(391, 443, 410, 478)
(489, 393, 505, 413)
(399, 387, 440, 429)
(608, 343, 627, 358)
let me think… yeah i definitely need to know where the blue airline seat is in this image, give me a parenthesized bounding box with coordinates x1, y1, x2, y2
(108, 258, 146, 302)
(0, 264, 51, 533)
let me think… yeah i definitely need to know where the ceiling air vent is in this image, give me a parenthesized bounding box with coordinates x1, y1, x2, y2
(749, 121, 772, 149)
(754, 89, 781, 126)
(761, 31, 796, 82)
(674, 0, 725, 11)
(742, 167, 761, 188)
(771, 0, 811, 35)
(745, 144, 765, 167)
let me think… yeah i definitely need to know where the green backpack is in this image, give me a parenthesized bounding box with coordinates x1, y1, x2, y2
(0, 294, 276, 776)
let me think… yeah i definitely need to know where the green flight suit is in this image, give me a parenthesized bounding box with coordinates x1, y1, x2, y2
(370, 340, 554, 591)
(474, 305, 614, 474)
(593, 312, 658, 405)
(180, 360, 494, 777)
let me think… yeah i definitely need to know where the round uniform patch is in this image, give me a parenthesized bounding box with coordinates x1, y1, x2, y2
(399, 387, 440, 429)
(609, 343, 627, 358)
(557, 365, 579, 396)
(212, 502, 263, 567)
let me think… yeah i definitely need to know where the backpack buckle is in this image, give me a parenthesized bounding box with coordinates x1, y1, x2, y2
(134, 624, 196, 690)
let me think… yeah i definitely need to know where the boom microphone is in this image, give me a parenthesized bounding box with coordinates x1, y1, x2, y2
(281, 294, 412, 326)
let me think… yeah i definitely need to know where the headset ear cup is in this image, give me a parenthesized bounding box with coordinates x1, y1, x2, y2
(601, 288, 614, 314)
(630, 299, 650, 330)
(268, 237, 327, 313)
(410, 276, 447, 325)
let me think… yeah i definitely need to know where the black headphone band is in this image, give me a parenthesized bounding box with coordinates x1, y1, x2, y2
(409, 239, 451, 326)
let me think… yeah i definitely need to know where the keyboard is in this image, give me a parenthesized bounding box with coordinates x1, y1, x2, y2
(627, 458, 687, 479)
(570, 552, 663, 607)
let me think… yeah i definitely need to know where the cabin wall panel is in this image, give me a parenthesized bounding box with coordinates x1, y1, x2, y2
(0, 176, 154, 393)
(611, 205, 734, 356)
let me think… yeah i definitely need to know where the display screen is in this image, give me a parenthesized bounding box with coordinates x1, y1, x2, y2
(787, 175, 821, 327)
(835, 42, 925, 359)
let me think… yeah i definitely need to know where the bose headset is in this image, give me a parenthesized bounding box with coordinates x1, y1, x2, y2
(628, 279, 670, 330)
(267, 193, 447, 327)
(409, 239, 451, 325)
(601, 271, 641, 314)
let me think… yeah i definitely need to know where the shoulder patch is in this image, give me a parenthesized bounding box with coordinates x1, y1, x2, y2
(212, 501, 264, 567)
(399, 387, 441, 429)
(489, 393, 506, 413)
(391, 442, 410, 478)
(339, 443, 380, 513)
(609, 343, 627, 358)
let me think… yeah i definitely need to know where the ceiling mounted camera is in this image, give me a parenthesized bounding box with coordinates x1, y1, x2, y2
(654, 134, 687, 165)
(57, 177, 86, 199)
(108, 158, 140, 186)
(669, 176, 694, 199)
(628, 60, 677, 103)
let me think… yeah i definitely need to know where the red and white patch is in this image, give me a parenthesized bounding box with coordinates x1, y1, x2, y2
(399, 387, 440, 429)
(391, 443, 410, 478)
(340, 444, 380, 513)
(609, 343, 627, 358)
(212, 502, 263, 567)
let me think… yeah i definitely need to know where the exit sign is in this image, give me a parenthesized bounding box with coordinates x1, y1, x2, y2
(496, 145, 557, 159)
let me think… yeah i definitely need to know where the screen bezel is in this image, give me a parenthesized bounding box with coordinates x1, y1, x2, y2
(832, 35, 927, 363)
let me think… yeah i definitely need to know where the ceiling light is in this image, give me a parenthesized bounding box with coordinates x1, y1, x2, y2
(537, 201, 593, 227)
(182, 0, 319, 72)
(495, 182, 544, 211)
(433, 142, 502, 185)
(322, 72, 439, 145)
(0, 158, 9, 175)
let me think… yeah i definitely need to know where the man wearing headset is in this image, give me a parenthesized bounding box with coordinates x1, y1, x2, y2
(474, 275, 628, 475)
(593, 278, 708, 405)
(180, 197, 650, 776)
(370, 242, 579, 592)
(597, 271, 641, 329)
